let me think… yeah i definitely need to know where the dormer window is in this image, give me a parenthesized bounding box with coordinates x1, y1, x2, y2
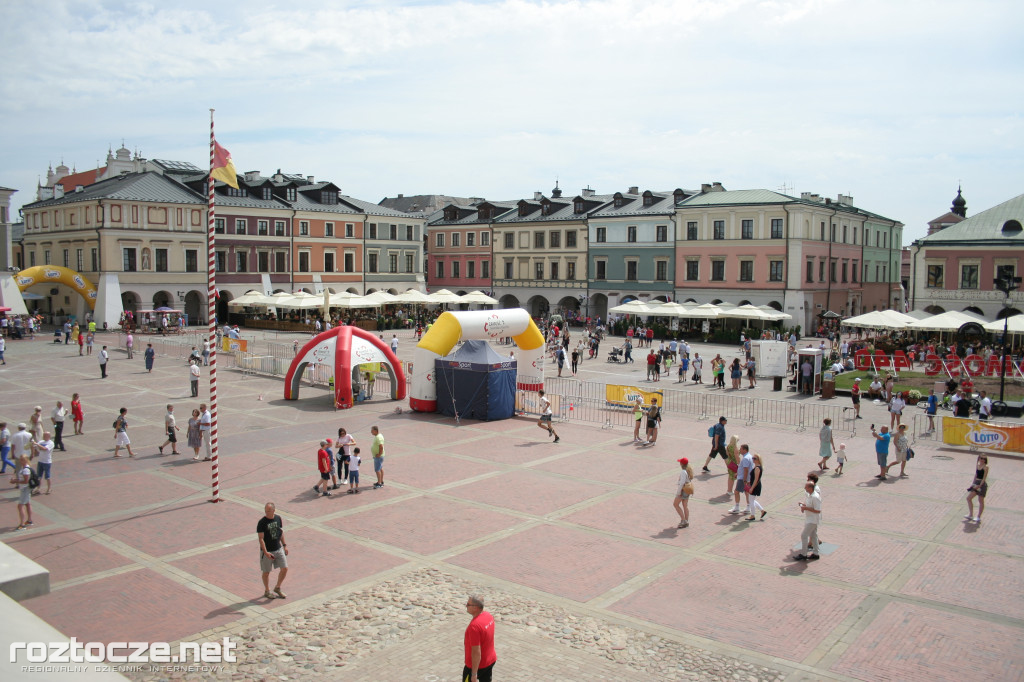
(262, 187, 272, 200)
(613, 193, 625, 208)
(541, 202, 552, 216)
(287, 188, 296, 201)
(227, 187, 247, 198)
(478, 207, 491, 220)
(574, 200, 584, 214)
(643, 192, 655, 207)
(321, 190, 338, 205)
(519, 203, 529, 217)
(444, 207, 457, 221)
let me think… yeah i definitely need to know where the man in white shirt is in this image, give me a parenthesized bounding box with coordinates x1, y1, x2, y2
(197, 403, 213, 461)
(840, 341, 849, 359)
(10, 423, 32, 462)
(731, 444, 755, 515)
(159, 404, 180, 456)
(50, 401, 67, 451)
(390, 334, 399, 355)
(979, 391, 992, 421)
(31, 431, 55, 495)
(190, 361, 201, 397)
(99, 346, 109, 378)
(795, 480, 822, 561)
(536, 390, 559, 443)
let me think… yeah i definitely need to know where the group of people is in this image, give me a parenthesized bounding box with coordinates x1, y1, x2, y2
(109, 402, 214, 461)
(313, 425, 385, 496)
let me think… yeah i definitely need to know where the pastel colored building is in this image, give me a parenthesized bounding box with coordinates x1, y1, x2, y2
(427, 201, 516, 297)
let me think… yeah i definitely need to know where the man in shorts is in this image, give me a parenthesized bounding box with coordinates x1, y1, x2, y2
(257, 502, 288, 599)
(31, 431, 55, 495)
(371, 425, 386, 489)
(702, 416, 727, 472)
(159, 404, 180, 455)
(850, 377, 862, 419)
(313, 440, 332, 496)
(536, 390, 559, 443)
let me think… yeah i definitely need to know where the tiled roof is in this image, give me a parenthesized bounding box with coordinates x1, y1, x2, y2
(53, 168, 100, 189)
(22, 172, 204, 209)
(918, 193, 1024, 244)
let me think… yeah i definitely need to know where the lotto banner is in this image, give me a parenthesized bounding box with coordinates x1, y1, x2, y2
(605, 385, 664, 408)
(221, 337, 248, 352)
(942, 418, 1024, 453)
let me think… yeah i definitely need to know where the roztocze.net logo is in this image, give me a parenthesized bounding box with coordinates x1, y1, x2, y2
(10, 637, 236, 665)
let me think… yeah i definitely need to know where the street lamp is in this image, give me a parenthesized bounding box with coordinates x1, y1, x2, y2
(994, 274, 1022, 410)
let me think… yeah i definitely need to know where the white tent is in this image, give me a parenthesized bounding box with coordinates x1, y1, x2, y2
(360, 290, 398, 306)
(720, 304, 774, 321)
(609, 300, 654, 315)
(908, 310, 988, 332)
(842, 310, 914, 329)
(459, 290, 498, 305)
(645, 302, 691, 317)
(983, 315, 1024, 335)
(391, 289, 433, 304)
(428, 289, 462, 304)
(228, 290, 272, 307)
(683, 303, 724, 319)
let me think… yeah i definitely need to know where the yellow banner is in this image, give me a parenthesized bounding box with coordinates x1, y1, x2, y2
(605, 385, 664, 408)
(942, 418, 1024, 453)
(221, 337, 247, 352)
(358, 362, 382, 376)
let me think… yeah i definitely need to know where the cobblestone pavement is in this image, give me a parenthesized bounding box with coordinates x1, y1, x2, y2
(1, 328, 1022, 681)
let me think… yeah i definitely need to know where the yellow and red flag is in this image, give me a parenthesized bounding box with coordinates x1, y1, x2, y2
(210, 140, 239, 189)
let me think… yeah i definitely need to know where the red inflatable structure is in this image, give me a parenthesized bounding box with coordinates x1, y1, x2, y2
(284, 326, 406, 409)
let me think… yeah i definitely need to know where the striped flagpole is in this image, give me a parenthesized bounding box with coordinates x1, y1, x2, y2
(207, 109, 221, 503)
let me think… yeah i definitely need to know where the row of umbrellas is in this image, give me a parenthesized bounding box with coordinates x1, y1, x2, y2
(228, 288, 498, 310)
(608, 300, 792, 322)
(843, 309, 1024, 334)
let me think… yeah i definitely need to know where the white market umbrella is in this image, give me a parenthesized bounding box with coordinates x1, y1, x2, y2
(228, 290, 271, 307)
(329, 291, 370, 307)
(460, 290, 498, 305)
(909, 310, 988, 332)
(428, 289, 462, 304)
(905, 309, 933, 320)
(392, 289, 433, 304)
(286, 291, 324, 309)
(609, 300, 654, 315)
(684, 303, 724, 319)
(645, 302, 691, 318)
(361, 290, 398, 306)
(842, 310, 913, 329)
(757, 305, 792, 321)
(719, 304, 773, 321)
(983, 314, 1024, 335)
(266, 292, 300, 309)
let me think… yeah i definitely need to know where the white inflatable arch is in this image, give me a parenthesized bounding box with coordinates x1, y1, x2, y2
(409, 309, 545, 412)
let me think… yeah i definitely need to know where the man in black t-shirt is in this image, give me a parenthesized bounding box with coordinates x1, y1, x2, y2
(257, 502, 289, 600)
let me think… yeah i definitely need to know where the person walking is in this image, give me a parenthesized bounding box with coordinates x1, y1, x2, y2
(925, 388, 938, 433)
(887, 424, 910, 478)
(725, 434, 740, 496)
(555, 345, 566, 377)
(871, 425, 891, 480)
(112, 407, 135, 458)
(86, 331, 94, 355)
(794, 480, 822, 561)
(536, 390, 559, 443)
(745, 356, 757, 388)
(979, 391, 992, 421)
(10, 454, 34, 530)
(71, 393, 84, 435)
(0, 422, 11, 475)
(257, 502, 289, 600)
(644, 398, 662, 446)
(732, 443, 754, 515)
(702, 416, 727, 472)
(691, 353, 703, 384)
(186, 408, 202, 459)
(50, 401, 67, 452)
(570, 346, 580, 375)
(673, 457, 694, 528)
(313, 440, 332, 496)
(198, 403, 213, 461)
(746, 453, 766, 520)
(77, 329, 85, 355)
(965, 454, 989, 523)
(646, 349, 657, 381)
(159, 404, 181, 455)
(144, 343, 155, 372)
(125, 332, 134, 360)
(10, 423, 31, 466)
(189, 360, 201, 397)
(371, 425, 386, 489)
(850, 378, 862, 419)
(29, 406, 44, 441)
(632, 397, 645, 443)
(202, 339, 211, 366)
(730, 357, 742, 390)
(817, 418, 835, 471)
(889, 391, 906, 429)
(99, 345, 109, 378)
(463, 595, 497, 682)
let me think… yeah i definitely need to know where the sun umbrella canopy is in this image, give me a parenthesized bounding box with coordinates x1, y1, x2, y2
(909, 310, 989, 332)
(391, 289, 432, 304)
(228, 290, 271, 307)
(983, 314, 1024, 334)
(609, 300, 654, 314)
(719, 304, 773, 320)
(645, 302, 691, 317)
(842, 310, 914, 329)
(360, 291, 398, 306)
(459, 290, 498, 305)
(428, 289, 462, 304)
(683, 303, 724, 319)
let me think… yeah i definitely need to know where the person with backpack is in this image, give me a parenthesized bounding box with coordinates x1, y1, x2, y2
(10, 454, 34, 530)
(702, 416, 727, 472)
(644, 398, 662, 446)
(112, 407, 135, 458)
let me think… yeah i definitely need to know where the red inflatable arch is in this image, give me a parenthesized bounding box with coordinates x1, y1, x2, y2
(284, 326, 406, 409)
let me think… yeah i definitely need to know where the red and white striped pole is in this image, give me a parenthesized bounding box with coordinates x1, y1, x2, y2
(207, 108, 221, 503)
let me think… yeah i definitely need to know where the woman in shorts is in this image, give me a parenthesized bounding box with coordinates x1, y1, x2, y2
(673, 457, 694, 528)
(965, 455, 989, 523)
(632, 397, 645, 443)
(644, 398, 662, 446)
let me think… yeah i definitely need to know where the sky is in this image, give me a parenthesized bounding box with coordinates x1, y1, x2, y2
(1, 0, 1021, 242)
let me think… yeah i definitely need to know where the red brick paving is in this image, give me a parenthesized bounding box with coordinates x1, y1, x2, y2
(448, 523, 673, 602)
(4, 525, 133, 583)
(562, 490, 723, 545)
(610, 558, 867, 661)
(808, 485, 951, 538)
(943, 509, 1024, 555)
(32, 470, 200, 520)
(445, 469, 610, 517)
(899, 545, 1024, 620)
(830, 601, 1024, 681)
(444, 434, 564, 465)
(97, 498, 260, 556)
(532, 450, 670, 485)
(386, 452, 499, 489)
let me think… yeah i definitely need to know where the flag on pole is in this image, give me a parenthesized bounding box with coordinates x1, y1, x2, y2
(210, 140, 238, 189)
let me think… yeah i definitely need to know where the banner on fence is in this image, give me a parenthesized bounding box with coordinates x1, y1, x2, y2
(516, 390, 563, 416)
(942, 418, 1024, 452)
(605, 385, 664, 408)
(221, 337, 248, 352)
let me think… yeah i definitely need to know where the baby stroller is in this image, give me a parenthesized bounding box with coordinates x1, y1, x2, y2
(53, 328, 63, 344)
(607, 347, 623, 363)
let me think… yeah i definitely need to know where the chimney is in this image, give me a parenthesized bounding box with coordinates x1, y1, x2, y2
(244, 170, 261, 182)
(533, 191, 543, 201)
(701, 183, 712, 193)
(582, 186, 595, 197)
(75, 185, 84, 193)
(307, 176, 315, 183)
(837, 193, 853, 206)
(397, 193, 404, 199)
(54, 185, 64, 199)
(801, 192, 822, 203)
(711, 182, 725, 191)
(628, 186, 639, 195)
(825, 198, 832, 205)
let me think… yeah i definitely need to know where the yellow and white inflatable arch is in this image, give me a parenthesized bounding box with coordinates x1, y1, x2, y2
(16, 266, 98, 310)
(409, 309, 545, 412)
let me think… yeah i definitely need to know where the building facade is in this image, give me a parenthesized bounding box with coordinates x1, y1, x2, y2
(426, 201, 515, 296)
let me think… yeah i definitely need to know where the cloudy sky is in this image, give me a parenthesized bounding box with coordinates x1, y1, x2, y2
(1, 0, 1020, 241)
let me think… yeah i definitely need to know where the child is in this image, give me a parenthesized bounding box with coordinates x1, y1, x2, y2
(325, 439, 340, 490)
(835, 443, 847, 475)
(678, 355, 688, 383)
(347, 447, 361, 494)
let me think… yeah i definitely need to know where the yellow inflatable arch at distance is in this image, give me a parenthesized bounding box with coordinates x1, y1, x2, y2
(16, 266, 98, 310)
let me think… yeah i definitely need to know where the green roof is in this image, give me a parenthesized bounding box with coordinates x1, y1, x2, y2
(919, 193, 1024, 244)
(678, 189, 793, 206)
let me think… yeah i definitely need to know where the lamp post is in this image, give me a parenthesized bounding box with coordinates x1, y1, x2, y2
(994, 274, 1021, 408)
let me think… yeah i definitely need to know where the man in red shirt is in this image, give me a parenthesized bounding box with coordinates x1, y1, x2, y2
(646, 350, 657, 381)
(463, 595, 496, 682)
(313, 440, 332, 497)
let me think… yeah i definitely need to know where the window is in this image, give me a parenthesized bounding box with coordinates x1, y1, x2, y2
(876, 264, 881, 281)
(287, 187, 296, 201)
(466, 232, 475, 247)
(405, 254, 414, 273)
(275, 221, 285, 236)
(436, 233, 445, 248)
(29, 252, 35, 267)
(62, 249, 69, 267)
(298, 252, 310, 272)
(262, 187, 272, 200)
(299, 221, 309, 236)
(214, 218, 225, 234)
(927, 265, 944, 288)
(959, 264, 979, 289)
(805, 259, 814, 282)
(467, 261, 475, 278)
(687, 222, 698, 240)
(390, 224, 398, 240)
(626, 261, 637, 281)
(550, 231, 560, 248)
(452, 261, 460, 278)
(346, 223, 355, 238)
(91, 248, 98, 271)
(566, 231, 577, 248)
(882, 265, 887, 281)
(324, 252, 335, 272)
(595, 260, 606, 280)
(369, 223, 377, 239)
(155, 249, 168, 272)
(713, 220, 725, 239)
(406, 225, 413, 241)
(214, 251, 226, 273)
(656, 225, 668, 242)
(227, 187, 246, 197)
(535, 262, 544, 279)
(258, 220, 268, 235)
(596, 227, 606, 243)
(122, 248, 136, 272)
(235, 219, 246, 234)
(236, 252, 247, 273)
(566, 261, 575, 280)
(831, 225, 836, 242)
(503, 232, 514, 248)
(481, 232, 489, 247)
(841, 261, 848, 283)
(325, 222, 334, 237)
(851, 260, 858, 283)
(686, 260, 699, 281)
(740, 261, 753, 281)
(76, 249, 83, 271)
(830, 260, 837, 283)
(389, 254, 398, 273)
(574, 200, 584, 213)
(275, 252, 287, 272)
(820, 222, 826, 241)
(771, 218, 783, 239)
(534, 232, 545, 249)
(741, 220, 753, 239)
(769, 260, 784, 282)
(842, 226, 848, 243)
(504, 261, 513, 279)
(321, 190, 337, 205)
(258, 252, 269, 272)
(627, 226, 637, 243)
(819, 260, 825, 282)
(711, 260, 725, 281)
(551, 262, 559, 279)
(481, 261, 490, 278)
(996, 264, 1017, 282)
(368, 253, 378, 273)
(451, 233, 460, 247)
(655, 260, 668, 281)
